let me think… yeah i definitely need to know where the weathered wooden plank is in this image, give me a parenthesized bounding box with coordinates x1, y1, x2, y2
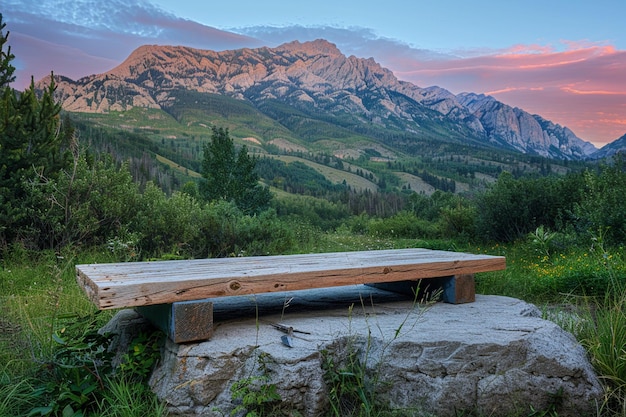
(76, 248, 505, 310)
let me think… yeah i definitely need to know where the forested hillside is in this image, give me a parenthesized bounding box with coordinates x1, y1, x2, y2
(4, 105, 626, 256)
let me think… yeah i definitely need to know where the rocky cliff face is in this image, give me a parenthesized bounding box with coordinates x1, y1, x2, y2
(457, 93, 597, 159)
(40, 39, 597, 160)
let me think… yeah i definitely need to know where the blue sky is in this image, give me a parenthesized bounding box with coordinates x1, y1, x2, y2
(151, 0, 625, 51)
(3, 0, 626, 146)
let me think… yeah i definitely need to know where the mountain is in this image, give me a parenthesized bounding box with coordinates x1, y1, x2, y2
(40, 39, 597, 160)
(455, 93, 598, 159)
(591, 133, 626, 159)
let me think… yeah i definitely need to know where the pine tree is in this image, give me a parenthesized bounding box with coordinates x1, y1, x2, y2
(0, 15, 15, 89)
(0, 14, 69, 245)
(200, 126, 271, 214)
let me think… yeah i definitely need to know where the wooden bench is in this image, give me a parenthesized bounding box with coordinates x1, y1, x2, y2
(76, 248, 505, 343)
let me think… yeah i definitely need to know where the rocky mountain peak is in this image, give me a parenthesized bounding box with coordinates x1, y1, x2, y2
(39, 40, 599, 160)
(276, 39, 343, 57)
(456, 92, 597, 159)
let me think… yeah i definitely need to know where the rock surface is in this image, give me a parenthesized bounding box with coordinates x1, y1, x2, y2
(108, 289, 603, 416)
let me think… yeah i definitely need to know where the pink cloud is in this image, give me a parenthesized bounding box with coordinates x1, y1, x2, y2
(487, 86, 626, 147)
(391, 42, 626, 147)
(561, 87, 624, 96)
(5, 1, 261, 89)
(11, 32, 121, 88)
(503, 44, 555, 55)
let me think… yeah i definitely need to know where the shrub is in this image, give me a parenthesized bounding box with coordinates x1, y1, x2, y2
(230, 209, 296, 256)
(438, 203, 477, 240)
(25, 313, 165, 417)
(21, 153, 141, 250)
(367, 211, 437, 239)
(475, 172, 581, 243)
(575, 156, 626, 246)
(272, 195, 350, 231)
(191, 199, 249, 258)
(28, 316, 115, 416)
(134, 183, 205, 257)
(408, 190, 458, 222)
(147, 200, 297, 259)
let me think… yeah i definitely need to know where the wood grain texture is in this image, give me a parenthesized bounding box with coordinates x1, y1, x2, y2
(76, 248, 505, 310)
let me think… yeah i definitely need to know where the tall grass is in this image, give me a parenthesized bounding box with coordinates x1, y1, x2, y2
(582, 241, 626, 417)
(0, 249, 98, 373)
(322, 292, 438, 417)
(0, 370, 36, 417)
(588, 299, 626, 416)
(0, 247, 166, 416)
(97, 377, 168, 417)
(552, 285, 626, 417)
(2, 234, 625, 416)
(479, 233, 626, 417)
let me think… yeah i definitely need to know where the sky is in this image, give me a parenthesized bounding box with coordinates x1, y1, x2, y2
(3, 0, 626, 148)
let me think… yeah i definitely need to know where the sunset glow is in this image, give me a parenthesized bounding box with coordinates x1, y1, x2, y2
(389, 42, 626, 147)
(3, 0, 625, 147)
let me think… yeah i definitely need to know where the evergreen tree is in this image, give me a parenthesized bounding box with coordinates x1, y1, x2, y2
(200, 126, 271, 214)
(0, 15, 15, 89)
(0, 14, 69, 245)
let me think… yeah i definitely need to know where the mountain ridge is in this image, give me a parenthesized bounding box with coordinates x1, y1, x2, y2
(591, 133, 626, 159)
(40, 39, 602, 160)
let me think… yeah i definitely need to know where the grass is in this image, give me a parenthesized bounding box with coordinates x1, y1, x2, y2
(0, 373, 35, 416)
(0, 250, 102, 373)
(274, 155, 379, 192)
(97, 377, 168, 417)
(478, 237, 626, 417)
(475, 240, 625, 303)
(0, 247, 166, 416)
(156, 154, 203, 178)
(1, 235, 625, 416)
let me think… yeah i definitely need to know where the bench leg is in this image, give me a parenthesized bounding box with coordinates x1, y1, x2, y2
(441, 274, 475, 304)
(136, 300, 214, 343)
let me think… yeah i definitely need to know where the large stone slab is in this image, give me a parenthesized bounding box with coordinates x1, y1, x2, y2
(120, 288, 602, 416)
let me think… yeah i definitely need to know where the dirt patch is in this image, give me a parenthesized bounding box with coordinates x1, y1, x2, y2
(242, 137, 261, 145)
(268, 138, 308, 153)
